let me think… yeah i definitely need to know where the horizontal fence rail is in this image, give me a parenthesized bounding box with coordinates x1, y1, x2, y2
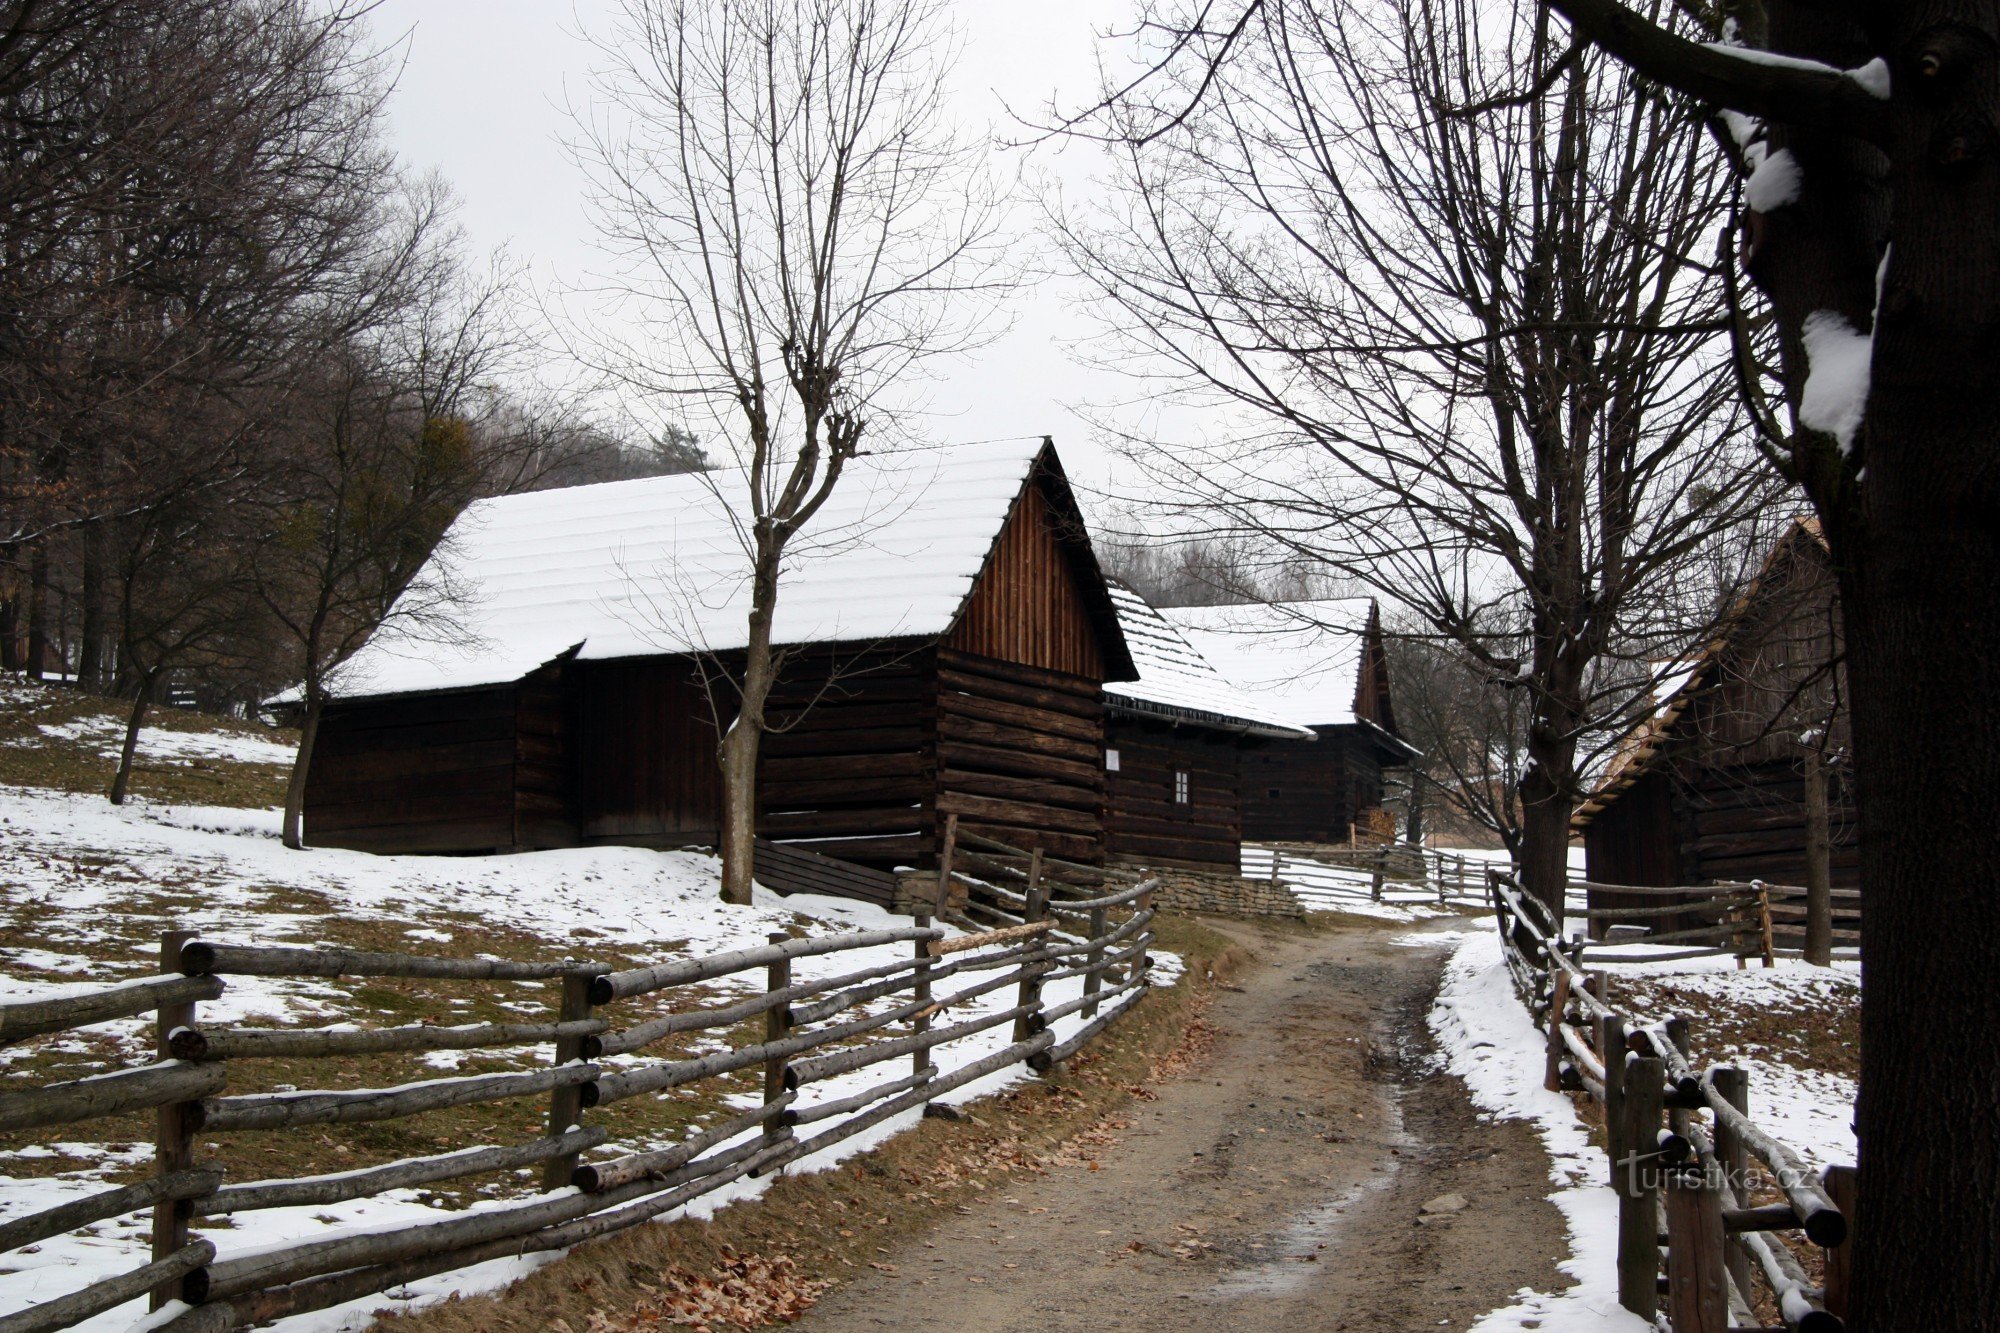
(0, 851, 1158, 1332)
(1242, 844, 1495, 912)
(1487, 870, 1854, 1330)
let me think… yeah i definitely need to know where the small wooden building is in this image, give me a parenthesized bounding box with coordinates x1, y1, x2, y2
(302, 439, 1136, 870)
(1099, 584, 1315, 872)
(1160, 599, 1416, 845)
(1575, 519, 1854, 897)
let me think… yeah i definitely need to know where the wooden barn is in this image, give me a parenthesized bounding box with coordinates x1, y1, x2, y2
(1099, 584, 1315, 872)
(301, 438, 1136, 871)
(1160, 599, 1416, 845)
(1574, 519, 1854, 902)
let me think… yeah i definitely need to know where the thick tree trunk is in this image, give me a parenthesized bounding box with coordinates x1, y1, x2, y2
(0, 590, 18, 672)
(1517, 724, 1578, 926)
(1844, 10, 2000, 1323)
(24, 544, 47, 680)
(1800, 750, 1832, 967)
(78, 531, 104, 692)
(108, 674, 155, 805)
(282, 695, 322, 850)
(717, 715, 762, 906)
(1516, 772, 1572, 929)
(718, 556, 780, 907)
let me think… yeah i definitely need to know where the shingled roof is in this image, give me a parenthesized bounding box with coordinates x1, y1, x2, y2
(1102, 584, 1315, 739)
(326, 438, 1133, 701)
(1159, 598, 1383, 730)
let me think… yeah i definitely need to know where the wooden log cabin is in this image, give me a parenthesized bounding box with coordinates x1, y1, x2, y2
(1099, 584, 1315, 872)
(1160, 599, 1416, 845)
(1574, 519, 1855, 923)
(300, 438, 1137, 871)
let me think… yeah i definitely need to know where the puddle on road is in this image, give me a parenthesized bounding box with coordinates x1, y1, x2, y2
(1204, 964, 1442, 1301)
(1202, 1087, 1415, 1300)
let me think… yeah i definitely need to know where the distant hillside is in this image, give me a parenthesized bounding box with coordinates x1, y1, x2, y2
(0, 676, 297, 808)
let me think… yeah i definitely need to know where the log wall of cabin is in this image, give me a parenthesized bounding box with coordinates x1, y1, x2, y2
(933, 647, 1104, 864)
(1676, 758, 1859, 888)
(304, 687, 520, 854)
(1239, 726, 1396, 844)
(1103, 717, 1242, 869)
(758, 646, 936, 870)
(573, 657, 722, 846)
(514, 663, 576, 849)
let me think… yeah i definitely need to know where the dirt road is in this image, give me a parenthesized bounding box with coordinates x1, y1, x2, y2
(800, 916, 1569, 1331)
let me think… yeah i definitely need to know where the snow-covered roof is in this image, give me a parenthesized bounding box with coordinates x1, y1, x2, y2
(1102, 585, 1315, 739)
(329, 438, 1113, 701)
(1158, 598, 1381, 730)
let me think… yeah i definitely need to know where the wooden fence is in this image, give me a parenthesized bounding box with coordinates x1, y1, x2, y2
(1242, 844, 1492, 912)
(0, 866, 1157, 1331)
(1576, 879, 1862, 967)
(1489, 870, 1853, 1331)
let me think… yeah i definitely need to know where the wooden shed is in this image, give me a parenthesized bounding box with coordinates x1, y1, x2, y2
(1161, 599, 1416, 845)
(1575, 519, 1854, 902)
(1099, 584, 1315, 872)
(301, 439, 1136, 870)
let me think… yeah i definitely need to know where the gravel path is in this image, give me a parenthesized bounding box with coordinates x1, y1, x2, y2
(800, 916, 1571, 1331)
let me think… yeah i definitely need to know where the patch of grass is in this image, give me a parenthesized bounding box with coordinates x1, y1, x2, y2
(0, 677, 294, 808)
(380, 915, 1244, 1332)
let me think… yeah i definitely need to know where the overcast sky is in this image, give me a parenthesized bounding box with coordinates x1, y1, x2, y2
(370, 0, 1159, 504)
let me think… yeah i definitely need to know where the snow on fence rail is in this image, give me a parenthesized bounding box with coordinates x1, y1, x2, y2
(1487, 870, 1854, 1330)
(0, 863, 1158, 1331)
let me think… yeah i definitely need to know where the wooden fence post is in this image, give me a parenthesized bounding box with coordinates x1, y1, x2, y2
(1663, 1161, 1729, 1332)
(763, 932, 794, 1148)
(1081, 905, 1108, 1020)
(1599, 1012, 1627, 1176)
(1710, 1065, 1754, 1304)
(1543, 967, 1572, 1093)
(1267, 848, 1282, 889)
(543, 971, 598, 1190)
(1370, 847, 1385, 902)
(1014, 852, 1048, 1051)
(153, 929, 206, 1312)
(1754, 881, 1776, 968)
(911, 914, 935, 1085)
(1821, 1163, 1857, 1319)
(932, 813, 959, 918)
(1617, 1054, 1665, 1320)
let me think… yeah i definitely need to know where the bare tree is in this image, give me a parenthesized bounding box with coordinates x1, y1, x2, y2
(1059, 0, 1778, 919)
(573, 0, 1007, 904)
(1384, 619, 1530, 850)
(1502, 0, 2000, 1317)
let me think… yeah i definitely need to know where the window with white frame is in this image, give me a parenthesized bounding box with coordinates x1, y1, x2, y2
(1173, 769, 1190, 804)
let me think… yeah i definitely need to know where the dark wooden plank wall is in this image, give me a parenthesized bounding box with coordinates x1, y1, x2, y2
(1241, 728, 1364, 843)
(1679, 759, 1860, 888)
(303, 688, 518, 853)
(1104, 718, 1241, 869)
(758, 646, 936, 870)
(946, 481, 1106, 680)
(574, 657, 722, 846)
(934, 647, 1104, 864)
(752, 838, 901, 907)
(515, 663, 575, 849)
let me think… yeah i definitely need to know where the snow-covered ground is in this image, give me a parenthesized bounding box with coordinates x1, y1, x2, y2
(1421, 927, 1856, 1331)
(0, 788, 1177, 1330)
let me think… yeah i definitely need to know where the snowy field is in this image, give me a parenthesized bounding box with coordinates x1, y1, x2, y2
(0, 786, 1177, 1330)
(1421, 927, 1857, 1331)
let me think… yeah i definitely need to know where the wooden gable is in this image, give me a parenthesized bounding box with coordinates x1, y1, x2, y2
(946, 479, 1109, 681)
